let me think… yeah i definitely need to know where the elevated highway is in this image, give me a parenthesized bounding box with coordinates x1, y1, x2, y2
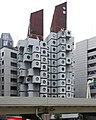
(0, 97, 96, 114)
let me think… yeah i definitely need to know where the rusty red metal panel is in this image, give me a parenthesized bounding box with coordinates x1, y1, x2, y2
(50, 2, 67, 33)
(28, 9, 43, 40)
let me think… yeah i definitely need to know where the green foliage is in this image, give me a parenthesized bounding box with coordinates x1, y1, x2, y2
(54, 113, 61, 120)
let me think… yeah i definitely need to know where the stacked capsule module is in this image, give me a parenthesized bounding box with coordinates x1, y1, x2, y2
(46, 30, 74, 98)
(17, 38, 48, 97)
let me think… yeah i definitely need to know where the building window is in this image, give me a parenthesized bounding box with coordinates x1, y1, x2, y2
(10, 86, 17, 90)
(2, 69, 4, 73)
(11, 62, 17, 67)
(2, 52, 4, 56)
(11, 52, 17, 59)
(2, 94, 4, 96)
(11, 70, 17, 75)
(11, 78, 17, 82)
(2, 85, 4, 90)
(2, 77, 4, 81)
(2, 60, 4, 65)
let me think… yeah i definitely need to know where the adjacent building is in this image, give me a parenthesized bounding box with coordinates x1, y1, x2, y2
(0, 33, 18, 96)
(74, 36, 96, 98)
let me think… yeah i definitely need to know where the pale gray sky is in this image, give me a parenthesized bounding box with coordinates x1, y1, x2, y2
(0, 0, 96, 47)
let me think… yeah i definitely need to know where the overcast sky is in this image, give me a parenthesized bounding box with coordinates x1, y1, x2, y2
(0, 0, 96, 47)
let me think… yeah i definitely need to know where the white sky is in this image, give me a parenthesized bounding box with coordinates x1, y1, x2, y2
(0, 0, 96, 47)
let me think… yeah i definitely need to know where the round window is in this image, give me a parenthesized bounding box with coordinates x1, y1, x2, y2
(36, 77, 39, 81)
(36, 46, 39, 51)
(43, 50, 46, 54)
(53, 41, 55, 44)
(36, 54, 39, 58)
(53, 75, 56, 78)
(62, 74, 65, 78)
(43, 80, 46, 84)
(53, 48, 56, 51)
(36, 62, 39, 66)
(62, 67, 64, 71)
(43, 73, 46, 76)
(43, 88, 46, 91)
(62, 89, 64, 92)
(62, 53, 64, 57)
(43, 42, 46, 46)
(53, 82, 56, 86)
(53, 54, 55, 58)
(43, 58, 46, 62)
(27, 55, 30, 59)
(43, 65, 46, 69)
(62, 60, 64, 64)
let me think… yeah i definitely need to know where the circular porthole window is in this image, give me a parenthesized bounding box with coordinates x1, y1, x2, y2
(36, 62, 39, 66)
(43, 73, 46, 76)
(43, 65, 46, 69)
(43, 58, 46, 62)
(43, 88, 46, 91)
(43, 80, 46, 84)
(53, 41, 55, 44)
(36, 77, 39, 81)
(62, 74, 65, 78)
(27, 55, 30, 59)
(36, 46, 39, 51)
(62, 67, 64, 71)
(36, 54, 39, 58)
(43, 50, 46, 54)
(43, 43, 46, 46)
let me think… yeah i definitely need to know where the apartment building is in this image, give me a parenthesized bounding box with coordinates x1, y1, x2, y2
(17, 29, 74, 98)
(74, 36, 96, 98)
(0, 33, 18, 96)
(0, 47, 17, 96)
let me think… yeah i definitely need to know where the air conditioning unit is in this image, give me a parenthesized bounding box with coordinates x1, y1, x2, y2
(58, 66, 66, 73)
(41, 79, 47, 86)
(18, 62, 26, 69)
(32, 45, 40, 53)
(57, 45, 66, 52)
(66, 58, 72, 64)
(41, 56, 47, 64)
(57, 52, 66, 59)
(58, 87, 66, 93)
(32, 53, 40, 61)
(41, 64, 47, 71)
(32, 76, 40, 83)
(66, 92, 71, 98)
(41, 49, 47, 56)
(58, 80, 66, 87)
(40, 41, 47, 48)
(66, 44, 72, 51)
(57, 59, 66, 66)
(66, 85, 71, 92)
(32, 60, 40, 68)
(64, 30, 71, 38)
(23, 54, 32, 62)
(27, 68, 33, 76)
(58, 73, 66, 79)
